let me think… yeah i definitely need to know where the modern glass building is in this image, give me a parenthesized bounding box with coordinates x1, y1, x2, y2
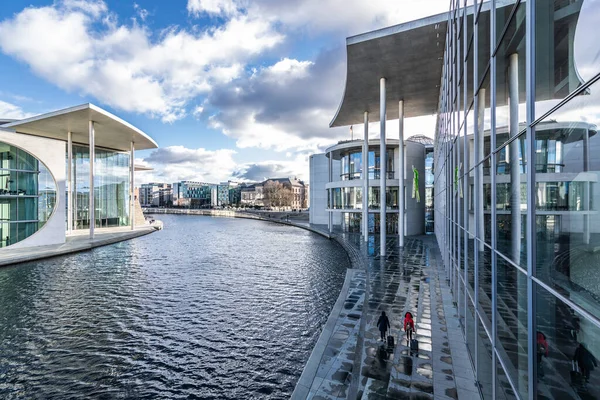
(0, 103, 158, 249)
(325, 0, 600, 397)
(435, 0, 600, 398)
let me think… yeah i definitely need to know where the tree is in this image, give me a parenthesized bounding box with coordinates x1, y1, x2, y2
(263, 180, 293, 208)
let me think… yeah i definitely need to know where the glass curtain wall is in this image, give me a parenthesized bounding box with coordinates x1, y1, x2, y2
(435, 0, 600, 398)
(0, 142, 57, 247)
(340, 149, 395, 180)
(71, 145, 130, 229)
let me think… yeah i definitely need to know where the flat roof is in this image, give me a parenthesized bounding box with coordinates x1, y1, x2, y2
(2, 103, 158, 151)
(330, 12, 449, 127)
(330, 1, 531, 127)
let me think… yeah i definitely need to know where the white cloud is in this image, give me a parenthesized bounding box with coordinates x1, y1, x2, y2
(0, 100, 35, 120)
(187, 0, 238, 16)
(187, 0, 449, 35)
(138, 146, 238, 183)
(136, 145, 309, 184)
(133, 3, 149, 22)
(0, 1, 283, 122)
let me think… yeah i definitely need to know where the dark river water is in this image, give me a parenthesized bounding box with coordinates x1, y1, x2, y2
(0, 215, 350, 399)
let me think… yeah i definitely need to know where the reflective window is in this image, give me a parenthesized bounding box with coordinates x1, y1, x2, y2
(71, 145, 130, 229)
(0, 142, 57, 247)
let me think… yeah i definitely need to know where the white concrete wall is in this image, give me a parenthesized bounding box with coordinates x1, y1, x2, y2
(309, 154, 329, 225)
(0, 129, 66, 248)
(405, 141, 426, 236)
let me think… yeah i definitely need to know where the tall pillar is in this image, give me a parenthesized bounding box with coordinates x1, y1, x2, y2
(130, 141, 135, 230)
(399, 100, 405, 247)
(509, 53, 521, 261)
(584, 128, 590, 244)
(380, 77, 387, 256)
(328, 153, 333, 233)
(89, 121, 95, 239)
(67, 131, 73, 234)
(476, 90, 485, 252)
(363, 111, 369, 242)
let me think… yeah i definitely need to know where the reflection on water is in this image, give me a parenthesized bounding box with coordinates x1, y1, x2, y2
(0, 215, 349, 399)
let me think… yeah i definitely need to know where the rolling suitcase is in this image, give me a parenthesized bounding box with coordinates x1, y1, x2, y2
(387, 335, 395, 348)
(410, 338, 419, 352)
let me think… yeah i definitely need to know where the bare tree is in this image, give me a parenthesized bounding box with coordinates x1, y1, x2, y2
(263, 180, 293, 208)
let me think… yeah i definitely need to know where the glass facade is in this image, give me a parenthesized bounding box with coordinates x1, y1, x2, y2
(70, 145, 130, 229)
(0, 142, 57, 247)
(340, 149, 394, 180)
(436, 0, 600, 398)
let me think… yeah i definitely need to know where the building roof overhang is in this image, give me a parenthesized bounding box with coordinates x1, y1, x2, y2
(330, 12, 450, 127)
(1, 103, 158, 151)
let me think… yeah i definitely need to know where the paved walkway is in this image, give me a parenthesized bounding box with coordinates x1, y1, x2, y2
(294, 229, 480, 400)
(0, 224, 161, 267)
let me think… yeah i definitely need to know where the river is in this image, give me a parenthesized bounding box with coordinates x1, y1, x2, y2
(0, 215, 350, 399)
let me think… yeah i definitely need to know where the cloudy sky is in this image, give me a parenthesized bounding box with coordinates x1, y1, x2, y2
(0, 0, 448, 184)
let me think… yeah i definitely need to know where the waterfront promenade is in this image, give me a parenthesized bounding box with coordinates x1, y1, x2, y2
(293, 230, 479, 400)
(0, 223, 161, 267)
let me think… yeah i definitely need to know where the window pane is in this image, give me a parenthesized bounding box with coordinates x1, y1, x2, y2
(535, 282, 598, 399)
(534, 78, 600, 322)
(496, 255, 528, 398)
(495, 133, 527, 268)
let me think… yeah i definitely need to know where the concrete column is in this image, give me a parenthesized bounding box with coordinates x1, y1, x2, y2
(67, 131, 73, 234)
(130, 141, 135, 230)
(509, 53, 521, 262)
(328, 153, 333, 233)
(380, 77, 387, 256)
(89, 121, 95, 239)
(363, 111, 369, 242)
(584, 128, 590, 244)
(398, 100, 405, 247)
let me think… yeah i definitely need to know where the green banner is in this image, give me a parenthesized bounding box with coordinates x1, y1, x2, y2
(412, 166, 420, 203)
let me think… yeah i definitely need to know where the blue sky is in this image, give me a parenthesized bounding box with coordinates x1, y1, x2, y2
(0, 0, 447, 184)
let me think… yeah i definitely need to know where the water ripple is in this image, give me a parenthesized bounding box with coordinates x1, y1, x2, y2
(0, 215, 349, 399)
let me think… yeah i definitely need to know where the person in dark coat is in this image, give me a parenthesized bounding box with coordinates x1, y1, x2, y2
(377, 311, 391, 342)
(537, 331, 549, 377)
(574, 343, 598, 382)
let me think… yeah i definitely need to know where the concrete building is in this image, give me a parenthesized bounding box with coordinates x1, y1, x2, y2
(139, 183, 172, 207)
(0, 103, 158, 249)
(326, 0, 600, 398)
(240, 182, 263, 207)
(309, 139, 425, 236)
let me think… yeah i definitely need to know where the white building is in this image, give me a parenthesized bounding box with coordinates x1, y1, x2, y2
(0, 103, 158, 249)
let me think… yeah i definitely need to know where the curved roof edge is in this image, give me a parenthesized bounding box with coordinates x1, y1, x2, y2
(3, 103, 158, 151)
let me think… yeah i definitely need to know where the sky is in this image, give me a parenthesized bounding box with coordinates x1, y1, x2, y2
(0, 0, 449, 185)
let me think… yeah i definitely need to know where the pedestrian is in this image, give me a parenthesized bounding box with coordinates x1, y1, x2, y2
(377, 311, 391, 342)
(574, 343, 598, 382)
(537, 331, 548, 377)
(404, 312, 415, 341)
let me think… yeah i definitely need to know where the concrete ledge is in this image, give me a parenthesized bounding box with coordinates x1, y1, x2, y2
(291, 268, 360, 399)
(144, 208, 332, 239)
(0, 226, 159, 267)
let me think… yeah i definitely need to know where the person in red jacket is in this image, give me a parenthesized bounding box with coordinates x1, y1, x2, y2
(404, 312, 415, 341)
(537, 331, 549, 377)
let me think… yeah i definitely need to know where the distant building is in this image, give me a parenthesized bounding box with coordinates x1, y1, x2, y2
(139, 183, 172, 207)
(217, 181, 239, 206)
(239, 178, 308, 209)
(240, 182, 264, 207)
(172, 181, 217, 208)
(266, 177, 308, 210)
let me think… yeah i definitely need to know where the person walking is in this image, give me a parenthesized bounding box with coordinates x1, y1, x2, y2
(574, 343, 598, 383)
(377, 311, 391, 342)
(404, 312, 415, 341)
